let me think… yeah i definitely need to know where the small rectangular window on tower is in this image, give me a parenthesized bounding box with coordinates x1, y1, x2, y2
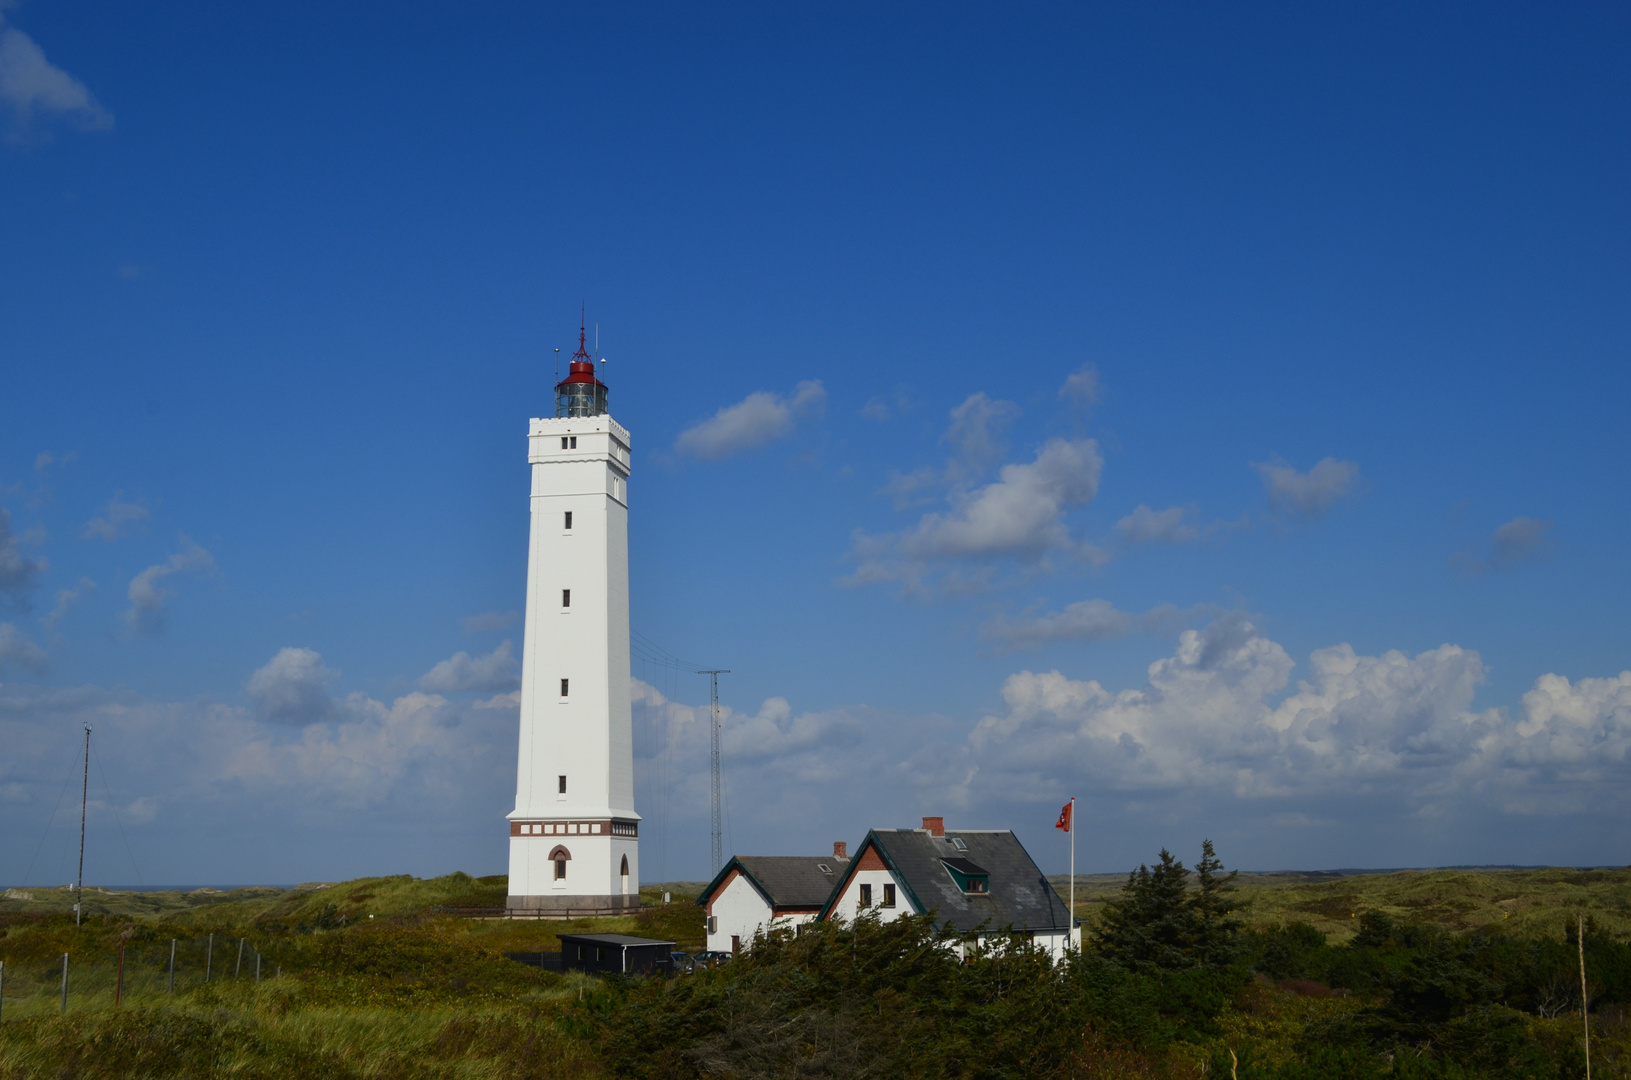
(570, 436, 578, 448)
(558, 775, 567, 794)
(560, 437, 568, 449)
(560, 678, 569, 697)
(562, 589, 570, 608)
(564, 511, 573, 530)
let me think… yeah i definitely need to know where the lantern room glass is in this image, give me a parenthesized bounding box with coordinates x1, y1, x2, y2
(556, 380, 608, 417)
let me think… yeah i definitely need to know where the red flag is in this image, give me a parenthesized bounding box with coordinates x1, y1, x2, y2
(1055, 800, 1072, 832)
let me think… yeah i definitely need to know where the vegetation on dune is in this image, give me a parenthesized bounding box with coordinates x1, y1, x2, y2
(0, 859, 1626, 1077)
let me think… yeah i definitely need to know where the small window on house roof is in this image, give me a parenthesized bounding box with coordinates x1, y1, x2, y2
(941, 858, 990, 895)
(951, 837, 967, 850)
(817, 863, 832, 874)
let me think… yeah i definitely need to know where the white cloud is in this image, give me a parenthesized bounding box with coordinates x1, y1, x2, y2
(83, 495, 150, 541)
(124, 534, 216, 635)
(460, 610, 518, 634)
(0, 506, 45, 610)
(41, 576, 93, 629)
(33, 451, 75, 473)
(982, 598, 1208, 649)
(952, 619, 1631, 836)
(674, 380, 826, 460)
(248, 647, 339, 725)
(1115, 504, 1198, 545)
(847, 438, 1106, 594)
(1453, 516, 1555, 575)
(1252, 456, 1360, 519)
(0, 16, 113, 138)
(0, 622, 46, 672)
(1059, 365, 1099, 409)
(942, 393, 1021, 481)
(418, 641, 520, 694)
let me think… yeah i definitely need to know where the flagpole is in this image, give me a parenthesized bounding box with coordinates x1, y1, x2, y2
(1068, 796, 1076, 951)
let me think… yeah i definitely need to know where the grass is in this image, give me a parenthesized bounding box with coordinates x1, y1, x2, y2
(1053, 865, 1631, 941)
(4, 867, 1628, 1077)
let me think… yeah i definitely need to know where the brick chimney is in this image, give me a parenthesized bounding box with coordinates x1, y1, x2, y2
(833, 841, 848, 860)
(922, 816, 944, 837)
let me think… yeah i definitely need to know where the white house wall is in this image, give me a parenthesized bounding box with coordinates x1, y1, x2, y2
(827, 867, 908, 925)
(705, 872, 774, 953)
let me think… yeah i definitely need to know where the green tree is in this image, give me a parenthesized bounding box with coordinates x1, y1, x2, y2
(1095, 848, 1197, 973)
(1095, 841, 1243, 974)
(1191, 839, 1243, 970)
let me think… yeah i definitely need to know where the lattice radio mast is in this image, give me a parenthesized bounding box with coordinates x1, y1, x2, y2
(697, 669, 730, 872)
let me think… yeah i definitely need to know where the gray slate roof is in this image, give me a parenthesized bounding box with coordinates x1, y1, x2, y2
(699, 855, 845, 910)
(557, 934, 676, 947)
(830, 829, 1072, 935)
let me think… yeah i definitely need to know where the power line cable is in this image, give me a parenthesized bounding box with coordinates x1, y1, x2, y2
(20, 736, 80, 888)
(92, 740, 143, 888)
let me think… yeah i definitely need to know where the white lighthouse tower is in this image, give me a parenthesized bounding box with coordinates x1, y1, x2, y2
(507, 322, 639, 915)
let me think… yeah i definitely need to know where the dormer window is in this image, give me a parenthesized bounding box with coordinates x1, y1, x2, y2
(941, 858, 990, 895)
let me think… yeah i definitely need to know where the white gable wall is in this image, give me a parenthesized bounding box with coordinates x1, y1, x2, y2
(705, 870, 773, 953)
(826, 867, 909, 925)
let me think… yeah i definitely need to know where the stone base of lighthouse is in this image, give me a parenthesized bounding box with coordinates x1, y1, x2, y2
(506, 824, 641, 918)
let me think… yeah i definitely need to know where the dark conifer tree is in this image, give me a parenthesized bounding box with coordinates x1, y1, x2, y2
(1096, 849, 1198, 972)
(1191, 839, 1243, 970)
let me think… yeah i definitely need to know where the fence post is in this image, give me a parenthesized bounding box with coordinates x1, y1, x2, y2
(235, 938, 245, 979)
(60, 954, 69, 1014)
(115, 943, 125, 1008)
(206, 933, 213, 982)
(169, 939, 176, 994)
(255, 950, 261, 982)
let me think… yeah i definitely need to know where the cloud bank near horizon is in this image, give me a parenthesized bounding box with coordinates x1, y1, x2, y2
(4, 625, 1626, 884)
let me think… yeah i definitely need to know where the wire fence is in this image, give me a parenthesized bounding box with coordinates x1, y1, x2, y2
(0, 934, 281, 1020)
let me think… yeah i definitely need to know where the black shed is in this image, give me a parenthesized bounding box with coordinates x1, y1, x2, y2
(558, 933, 676, 976)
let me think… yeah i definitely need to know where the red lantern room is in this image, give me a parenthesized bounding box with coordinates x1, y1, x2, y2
(556, 320, 608, 418)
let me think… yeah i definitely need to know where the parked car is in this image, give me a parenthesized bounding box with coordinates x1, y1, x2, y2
(668, 951, 695, 974)
(692, 950, 733, 969)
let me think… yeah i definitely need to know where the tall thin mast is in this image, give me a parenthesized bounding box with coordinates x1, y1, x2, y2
(1069, 796, 1076, 950)
(698, 670, 730, 873)
(75, 725, 90, 926)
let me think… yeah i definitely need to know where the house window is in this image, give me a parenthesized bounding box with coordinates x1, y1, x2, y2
(554, 857, 567, 880)
(707, 915, 717, 934)
(562, 589, 571, 608)
(576, 946, 584, 960)
(564, 511, 573, 530)
(571, 437, 578, 449)
(560, 437, 568, 449)
(558, 775, 567, 794)
(882, 884, 896, 908)
(859, 884, 872, 908)
(817, 863, 831, 874)
(951, 837, 967, 851)
(560, 678, 569, 697)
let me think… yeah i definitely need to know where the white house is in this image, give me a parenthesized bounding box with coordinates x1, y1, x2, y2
(697, 845, 850, 954)
(819, 817, 1078, 960)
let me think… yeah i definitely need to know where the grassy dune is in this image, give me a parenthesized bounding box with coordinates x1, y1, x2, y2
(3, 867, 1627, 1077)
(1054, 865, 1631, 941)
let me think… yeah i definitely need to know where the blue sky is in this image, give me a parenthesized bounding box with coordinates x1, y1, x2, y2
(2, 2, 1628, 887)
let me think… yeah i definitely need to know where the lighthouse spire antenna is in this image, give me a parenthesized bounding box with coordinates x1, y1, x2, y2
(573, 305, 591, 362)
(697, 670, 730, 873)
